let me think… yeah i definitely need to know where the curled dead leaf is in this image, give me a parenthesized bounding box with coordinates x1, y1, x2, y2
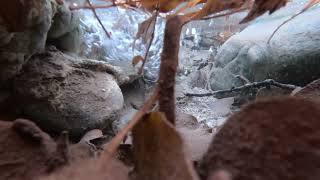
(189, 0, 245, 20)
(140, 0, 185, 12)
(132, 55, 144, 66)
(131, 112, 199, 180)
(241, 0, 289, 23)
(135, 14, 157, 44)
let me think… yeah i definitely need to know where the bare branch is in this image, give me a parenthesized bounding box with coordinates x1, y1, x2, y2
(84, 0, 112, 38)
(185, 79, 299, 99)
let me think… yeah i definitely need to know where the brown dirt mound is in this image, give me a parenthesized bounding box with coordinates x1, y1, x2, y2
(0, 119, 57, 180)
(198, 97, 320, 180)
(40, 157, 130, 180)
(294, 79, 320, 101)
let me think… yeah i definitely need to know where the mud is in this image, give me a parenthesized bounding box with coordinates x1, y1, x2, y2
(0, 119, 56, 180)
(198, 97, 320, 180)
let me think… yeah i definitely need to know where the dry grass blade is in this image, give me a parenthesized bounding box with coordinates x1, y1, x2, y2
(268, 0, 320, 43)
(131, 112, 199, 180)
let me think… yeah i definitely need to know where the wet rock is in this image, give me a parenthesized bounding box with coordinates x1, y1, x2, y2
(13, 49, 124, 138)
(198, 97, 320, 180)
(0, 0, 54, 86)
(209, 6, 320, 90)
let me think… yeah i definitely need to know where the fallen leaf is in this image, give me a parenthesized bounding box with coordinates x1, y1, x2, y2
(175, 0, 205, 14)
(140, 0, 185, 12)
(132, 55, 144, 67)
(134, 13, 157, 47)
(188, 0, 245, 20)
(131, 112, 199, 180)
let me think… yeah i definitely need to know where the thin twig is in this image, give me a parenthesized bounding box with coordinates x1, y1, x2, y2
(138, 9, 159, 75)
(185, 79, 299, 99)
(85, 0, 111, 38)
(70, 1, 141, 10)
(101, 88, 159, 160)
(268, 0, 319, 43)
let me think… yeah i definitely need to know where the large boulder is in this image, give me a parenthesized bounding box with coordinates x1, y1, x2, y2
(209, 6, 320, 90)
(13, 49, 124, 138)
(0, 0, 54, 86)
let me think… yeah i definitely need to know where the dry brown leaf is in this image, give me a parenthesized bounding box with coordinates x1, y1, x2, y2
(134, 13, 157, 45)
(189, 0, 245, 21)
(241, 0, 289, 23)
(131, 112, 199, 180)
(132, 55, 144, 66)
(140, 0, 185, 12)
(175, 0, 205, 14)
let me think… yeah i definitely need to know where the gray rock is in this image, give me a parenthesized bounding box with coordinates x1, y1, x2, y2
(50, 26, 82, 53)
(13, 49, 124, 138)
(0, 0, 54, 86)
(209, 6, 320, 90)
(48, 3, 80, 39)
(47, 2, 82, 53)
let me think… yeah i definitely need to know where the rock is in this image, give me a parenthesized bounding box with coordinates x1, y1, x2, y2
(294, 79, 320, 101)
(47, 2, 82, 53)
(255, 86, 292, 100)
(13, 49, 124, 138)
(209, 6, 320, 90)
(188, 66, 210, 89)
(48, 3, 80, 39)
(0, 0, 54, 86)
(198, 97, 320, 180)
(50, 26, 82, 53)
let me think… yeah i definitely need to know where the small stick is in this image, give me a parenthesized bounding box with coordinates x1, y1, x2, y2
(185, 79, 299, 99)
(85, 0, 111, 38)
